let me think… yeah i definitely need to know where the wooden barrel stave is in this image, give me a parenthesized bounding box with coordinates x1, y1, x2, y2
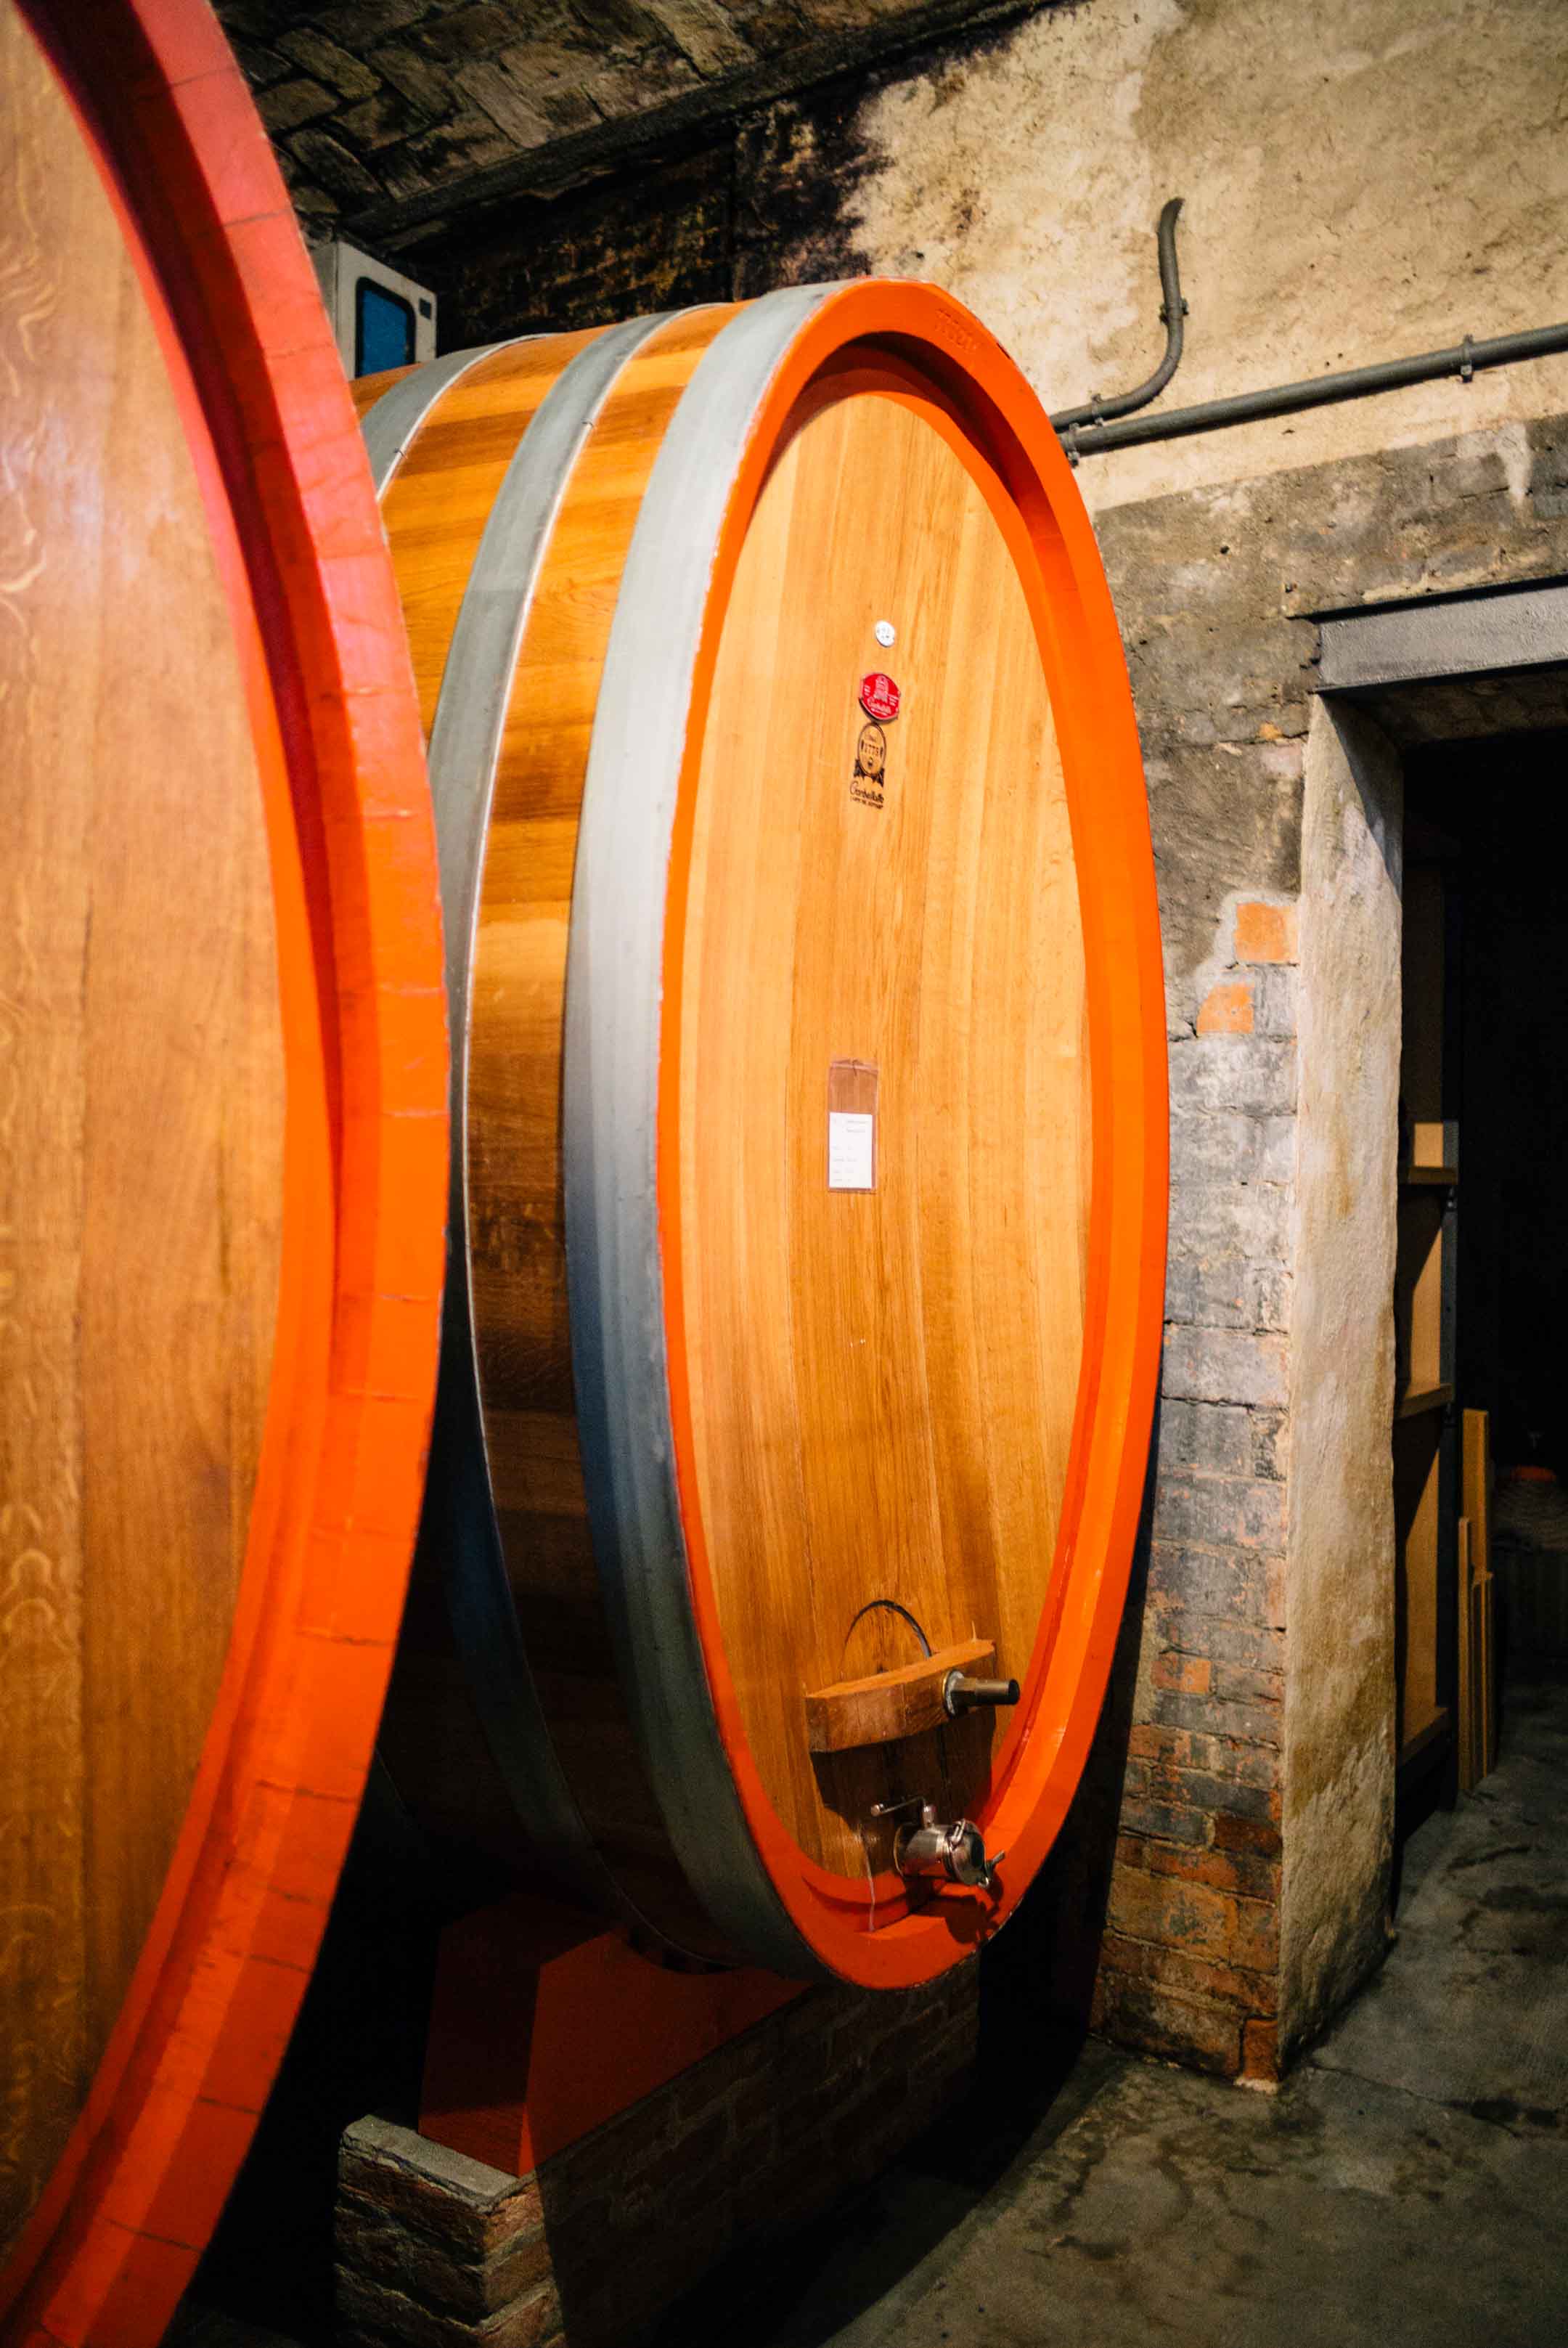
(370, 310, 743, 1961)
(1, 0, 287, 2265)
(476, 307, 747, 1962)
(0, 3, 444, 2338)
(367, 284, 1167, 1989)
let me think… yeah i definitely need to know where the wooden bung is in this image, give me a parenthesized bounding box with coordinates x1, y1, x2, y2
(359, 274, 1168, 1992)
(0, 6, 443, 2341)
(805, 1642, 998, 1754)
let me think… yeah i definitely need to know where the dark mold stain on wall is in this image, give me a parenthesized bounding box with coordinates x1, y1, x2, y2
(426, 142, 741, 339)
(401, 76, 884, 341)
(389, 14, 1031, 342)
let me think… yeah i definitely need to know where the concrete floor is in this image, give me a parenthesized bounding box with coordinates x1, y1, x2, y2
(673, 1665, 1568, 2348)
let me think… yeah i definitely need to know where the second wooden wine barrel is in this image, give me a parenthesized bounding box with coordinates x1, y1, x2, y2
(359, 285, 1167, 1989)
(0, 4, 444, 2341)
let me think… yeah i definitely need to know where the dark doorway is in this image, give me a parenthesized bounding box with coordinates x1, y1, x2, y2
(1406, 733, 1568, 1480)
(1402, 727, 1568, 1774)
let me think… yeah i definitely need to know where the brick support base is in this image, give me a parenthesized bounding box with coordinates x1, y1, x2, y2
(337, 1970, 978, 2347)
(337, 2122, 555, 2348)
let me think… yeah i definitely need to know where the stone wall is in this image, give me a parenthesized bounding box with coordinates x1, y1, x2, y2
(1085, 473, 1308, 2076)
(1281, 702, 1401, 2058)
(802, 0, 1568, 513)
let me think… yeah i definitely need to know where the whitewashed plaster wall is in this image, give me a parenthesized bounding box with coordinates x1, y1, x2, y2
(1281, 701, 1402, 2057)
(844, 0, 1568, 512)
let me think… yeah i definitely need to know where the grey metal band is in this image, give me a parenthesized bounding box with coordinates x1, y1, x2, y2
(359, 342, 502, 496)
(362, 319, 671, 1928)
(565, 284, 844, 1981)
(424, 314, 676, 1932)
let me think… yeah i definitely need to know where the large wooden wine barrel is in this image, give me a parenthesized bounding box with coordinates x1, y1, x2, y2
(359, 287, 1166, 1991)
(0, 4, 445, 2342)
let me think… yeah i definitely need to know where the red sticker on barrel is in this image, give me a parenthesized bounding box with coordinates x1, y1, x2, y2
(859, 672, 901, 722)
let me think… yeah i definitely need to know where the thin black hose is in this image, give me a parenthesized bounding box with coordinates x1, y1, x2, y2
(841, 1597, 933, 1661)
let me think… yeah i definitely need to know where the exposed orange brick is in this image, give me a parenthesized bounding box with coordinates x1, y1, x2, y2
(1241, 2017, 1282, 2082)
(1142, 1838, 1282, 1905)
(1196, 979, 1254, 1034)
(1128, 1723, 1211, 1765)
(1093, 1971, 1246, 2076)
(1153, 1652, 1213, 1695)
(1099, 1931, 1278, 2016)
(1213, 1813, 1283, 1859)
(1108, 1862, 1243, 1962)
(1229, 1897, 1280, 1973)
(1234, 900, 1299, 963)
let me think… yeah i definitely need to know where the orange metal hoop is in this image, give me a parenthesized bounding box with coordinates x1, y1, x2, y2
(657, 282, 1168, 1987)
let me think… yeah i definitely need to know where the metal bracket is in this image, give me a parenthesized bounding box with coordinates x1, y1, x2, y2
(943, 1668, 1021, 1718)
(868, 1793, 928, 1820)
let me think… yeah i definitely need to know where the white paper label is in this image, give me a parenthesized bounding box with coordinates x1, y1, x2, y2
(828, 1110, 875, 1191)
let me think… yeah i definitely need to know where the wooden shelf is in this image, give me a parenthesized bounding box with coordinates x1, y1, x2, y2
(1396, 1380, 1454, 1422)
(1399, 1165, 1458, 1189)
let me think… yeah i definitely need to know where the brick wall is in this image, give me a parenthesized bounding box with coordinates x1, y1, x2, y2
(336, 1970, 978, 2347)
(1095, 894, 1297, 2080)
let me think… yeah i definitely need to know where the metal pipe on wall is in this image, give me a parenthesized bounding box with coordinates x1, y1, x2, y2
(1048, 196, 1188, 432)
(1060, 318, 1568, 462)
